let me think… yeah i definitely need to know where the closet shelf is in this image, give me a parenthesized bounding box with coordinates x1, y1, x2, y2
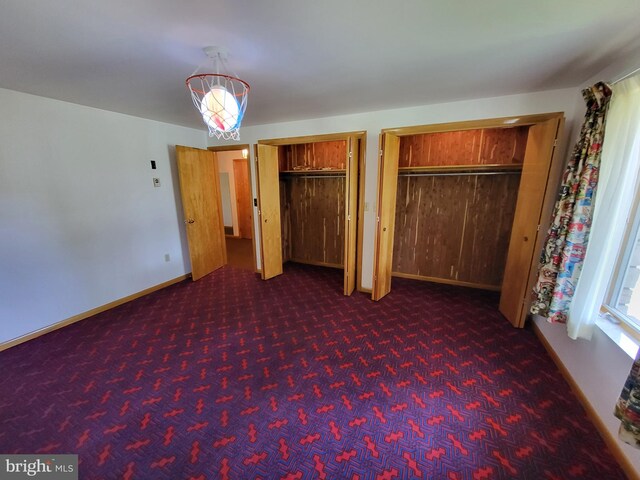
(398, 163, 523, 175)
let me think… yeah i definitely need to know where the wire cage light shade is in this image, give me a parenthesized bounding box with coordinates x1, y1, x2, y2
(186, 48, 250, 140)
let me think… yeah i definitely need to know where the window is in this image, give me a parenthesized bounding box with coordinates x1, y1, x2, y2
(567, 74, 640, 343)
(603, 126, 640, 337)
(605, 205, 640, 335)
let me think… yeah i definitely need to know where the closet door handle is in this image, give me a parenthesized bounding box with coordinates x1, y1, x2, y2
(264, 219, 268, 223)
(185, 218, 195, 224)
(523, 236, 528, 242)
(383, 227, 387, 232)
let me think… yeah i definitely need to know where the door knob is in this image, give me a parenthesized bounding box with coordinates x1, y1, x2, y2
(185, 218, 195, 224)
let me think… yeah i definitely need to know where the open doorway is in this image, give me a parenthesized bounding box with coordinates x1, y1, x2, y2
(209, 146, 256, 272)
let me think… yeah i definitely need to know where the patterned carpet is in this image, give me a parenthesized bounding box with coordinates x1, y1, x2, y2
(0, 264, 626, 479)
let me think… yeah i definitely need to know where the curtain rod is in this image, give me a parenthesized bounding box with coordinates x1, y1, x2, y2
(398, 171, 521, 178)
(612, 66, 640, 85)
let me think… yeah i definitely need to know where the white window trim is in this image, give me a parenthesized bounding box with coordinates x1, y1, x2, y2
(601, 156, 640, 345)
(595, 312, 639, 358)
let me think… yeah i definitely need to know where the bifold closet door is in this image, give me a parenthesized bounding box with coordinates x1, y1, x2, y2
(256, 144, 283, 280)
(344, 136, 359, 295)
(372, 133, 400, 301)
(499, 117, 564, 327)
(176, 145, 227, 281)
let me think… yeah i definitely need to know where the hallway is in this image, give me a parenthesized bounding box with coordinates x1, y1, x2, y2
(225, 237, 254, 271)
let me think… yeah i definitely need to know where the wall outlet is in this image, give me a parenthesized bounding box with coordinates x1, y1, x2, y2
(153, 178, 161, 187)
(164, 253, 170, 262)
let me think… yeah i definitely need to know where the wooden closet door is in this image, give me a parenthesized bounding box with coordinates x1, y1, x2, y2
(499, 117, 563, 327)
(372, 133, 400, 301)
(176, 146, 227, 280)
(344, 136, 359, 295)
(256, 144, 283, 280)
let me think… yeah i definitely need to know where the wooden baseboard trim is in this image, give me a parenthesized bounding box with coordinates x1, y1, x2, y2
(288, 259, 344, 270)
(0, 274, 190, 352)
(532, 322, 639, 480)
(391, 271, 501, 291)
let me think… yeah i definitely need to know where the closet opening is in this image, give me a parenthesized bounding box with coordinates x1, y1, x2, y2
(256, 132, 365, 295)
(372, 113, 565, 328)
(392, 126, 529, 290)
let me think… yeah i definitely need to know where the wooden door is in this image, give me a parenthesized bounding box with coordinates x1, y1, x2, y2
(233, 159, 252, 239)
(176, 145, 227, 280)
(499, 117, 563, 327)
(256, 144, 283, 279)
(344, 136, 359, 295)
(372, 133, 401, 301)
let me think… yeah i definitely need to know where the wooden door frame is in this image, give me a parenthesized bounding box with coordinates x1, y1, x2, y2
(208, 144, 257, 273)
(232, 158, 253, 240)
(258, 131, 366, 292)
(372, 112, 565, 316)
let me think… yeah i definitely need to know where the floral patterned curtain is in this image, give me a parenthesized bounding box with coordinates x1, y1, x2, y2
(616, 350, 640, 448)
(530, 82, 612, 322)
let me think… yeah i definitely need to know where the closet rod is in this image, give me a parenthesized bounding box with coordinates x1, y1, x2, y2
(281, 174, 346, 179)
(398, 171, 521, 178)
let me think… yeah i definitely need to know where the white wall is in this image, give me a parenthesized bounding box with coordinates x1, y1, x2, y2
(0, 88, 207, 344)
(211, 87, 582, 288)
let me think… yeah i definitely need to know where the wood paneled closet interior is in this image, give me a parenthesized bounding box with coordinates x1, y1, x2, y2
(256, 132, 363, 295)
(372, 113, 565, 328)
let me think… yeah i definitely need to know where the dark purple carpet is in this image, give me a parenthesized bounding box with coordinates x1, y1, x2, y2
(0, 264, 626, 479)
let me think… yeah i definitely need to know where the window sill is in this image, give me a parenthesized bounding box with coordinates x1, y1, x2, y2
(595, 316, 640, 359)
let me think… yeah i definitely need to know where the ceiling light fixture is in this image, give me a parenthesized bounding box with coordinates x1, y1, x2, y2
(186, 46, 250, 141)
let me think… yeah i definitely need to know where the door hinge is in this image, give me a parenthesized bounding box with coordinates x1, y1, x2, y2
(347, 214, 351, 221)
(537, 224, 541, 231)
(553, 139, 558, 147)
(377, 216, 380, 223)
(379, 149, 383, 157)
(348, 150, 353, 159)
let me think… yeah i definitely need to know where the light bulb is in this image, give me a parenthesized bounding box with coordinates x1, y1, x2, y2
(199, 86, 240, 133)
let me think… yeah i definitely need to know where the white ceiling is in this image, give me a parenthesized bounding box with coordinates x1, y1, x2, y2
(1, 0, 639, 132)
